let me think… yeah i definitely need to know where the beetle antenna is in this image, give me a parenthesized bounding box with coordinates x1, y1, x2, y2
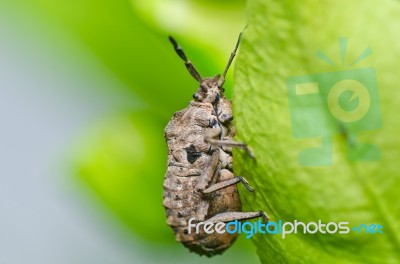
(169, 36, 202, 83)
(218, 30, 244, 88)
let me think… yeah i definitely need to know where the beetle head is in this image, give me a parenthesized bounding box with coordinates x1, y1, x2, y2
(192, 75, 225, 103)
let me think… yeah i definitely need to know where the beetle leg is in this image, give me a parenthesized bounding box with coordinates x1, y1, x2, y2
(201, 176, 254, 194)
(168, 161, 188, 167)
(205, 138, 254, 158)
(196, 150, 220, 190)
(206, 211, 269, 224)
(167, 166, 202, 177)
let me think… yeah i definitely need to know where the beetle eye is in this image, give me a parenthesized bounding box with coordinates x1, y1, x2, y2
(193, 93, 203, 101)
(200, 83, 208, 92)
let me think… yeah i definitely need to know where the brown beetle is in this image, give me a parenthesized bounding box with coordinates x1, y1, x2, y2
(163, 32, 268, 257)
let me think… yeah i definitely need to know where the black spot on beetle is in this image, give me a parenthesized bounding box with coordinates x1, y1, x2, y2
(184, 144, 202, 164)
(207, 145, 212, 155)
(215, 92, 220, 102)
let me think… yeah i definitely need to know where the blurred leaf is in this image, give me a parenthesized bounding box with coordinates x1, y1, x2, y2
(129, 0, 247, 98)
(234, 0, 400, 263)
(130, 0, 247, 94)
(5, 0, 248, 113)
(6, 0, 223, 118)
(131, 0, 245, 47)
(75, 111, 171, 242)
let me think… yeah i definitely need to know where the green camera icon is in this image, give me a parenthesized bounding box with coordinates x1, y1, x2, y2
(287, 67, 381, 166)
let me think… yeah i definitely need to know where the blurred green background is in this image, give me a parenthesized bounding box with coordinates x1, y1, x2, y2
(0, 0, 261, 263)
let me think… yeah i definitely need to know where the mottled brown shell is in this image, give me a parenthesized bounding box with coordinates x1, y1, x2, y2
(162, 33, 267, 257)
(163, 84, 242, 256)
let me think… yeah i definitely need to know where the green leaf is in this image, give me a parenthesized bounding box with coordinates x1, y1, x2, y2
(74, 111, 170, 242)
(234, 0, 400, 263)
